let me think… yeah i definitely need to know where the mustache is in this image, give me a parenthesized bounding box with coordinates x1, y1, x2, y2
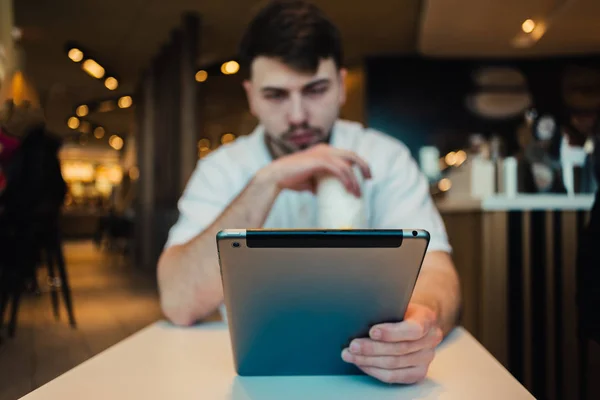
(280, 125, 323, 140)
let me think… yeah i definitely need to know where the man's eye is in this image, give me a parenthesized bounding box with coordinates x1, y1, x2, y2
(264, 92, 287, 100)
(305, 86, 328, 96)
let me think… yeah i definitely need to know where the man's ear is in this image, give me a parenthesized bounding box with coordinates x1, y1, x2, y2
(243, 80, 257, 117)
(338, 68, 347, 106)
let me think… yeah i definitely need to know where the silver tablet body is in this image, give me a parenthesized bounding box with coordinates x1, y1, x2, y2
(217, 229, 430, 376)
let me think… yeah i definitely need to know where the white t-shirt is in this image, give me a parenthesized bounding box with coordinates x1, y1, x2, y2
(165, 119, 451, 253)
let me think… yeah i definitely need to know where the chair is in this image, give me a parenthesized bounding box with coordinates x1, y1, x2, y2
(0, 225, 37, 338)
(0, 219, 76, 339)
(38, 221, 76, 327)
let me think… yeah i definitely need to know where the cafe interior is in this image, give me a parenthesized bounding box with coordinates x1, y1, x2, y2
(0, 0, 599, 399)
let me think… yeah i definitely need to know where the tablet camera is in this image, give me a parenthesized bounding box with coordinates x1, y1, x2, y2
(412, 231, 418, 237)
(232, 242, 240, 248)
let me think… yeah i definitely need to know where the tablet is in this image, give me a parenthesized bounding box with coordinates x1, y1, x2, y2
(216, 229, 430, 376)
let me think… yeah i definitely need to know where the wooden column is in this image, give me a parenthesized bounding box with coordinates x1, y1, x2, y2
(134, 13, 200, 270)
(136, 68, 156, 271)
(179, 14, 200, 192)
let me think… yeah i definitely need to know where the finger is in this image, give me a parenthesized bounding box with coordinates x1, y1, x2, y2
(319, 158, 353, 194)
(333, 158, 360, 196)
(331, 149, 372, 179)
(404, 302, 438, 323)
(370, 308, 437, 343)
(358, 365, 428, 385)
(342, 348, 435, 370)
(294, 181, 315, 193)
(323, 157, 360, 196)
(349, 328, 443, 356)
(370, 321, 428, 342)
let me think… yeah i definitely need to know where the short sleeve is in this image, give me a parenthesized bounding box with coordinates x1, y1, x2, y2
(164, 154, 240, 249)
(369, 136, 451, 253)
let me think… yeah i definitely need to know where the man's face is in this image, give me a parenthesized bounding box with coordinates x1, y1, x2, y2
(243, 57, 346, 155)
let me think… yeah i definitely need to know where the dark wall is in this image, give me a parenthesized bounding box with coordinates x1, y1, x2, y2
(366, 55, 600, 157)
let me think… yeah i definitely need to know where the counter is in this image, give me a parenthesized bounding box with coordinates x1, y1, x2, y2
(436, 194, 594, 400)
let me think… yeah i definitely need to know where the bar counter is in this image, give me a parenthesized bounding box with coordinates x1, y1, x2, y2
(437, 194, 595, 400)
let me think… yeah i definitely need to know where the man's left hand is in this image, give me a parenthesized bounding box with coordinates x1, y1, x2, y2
(341, 303, 443, 384)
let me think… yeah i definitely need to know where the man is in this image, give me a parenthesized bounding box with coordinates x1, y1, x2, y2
(158, 0, 461, 385)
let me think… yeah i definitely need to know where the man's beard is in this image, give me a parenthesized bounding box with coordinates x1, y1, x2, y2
(265, 124, 330, 157)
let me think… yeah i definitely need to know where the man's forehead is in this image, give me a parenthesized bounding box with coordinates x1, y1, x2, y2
(250, 57, 337, 89)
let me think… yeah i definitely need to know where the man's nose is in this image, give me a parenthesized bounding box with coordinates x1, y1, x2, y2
(288, 93, 307, 125)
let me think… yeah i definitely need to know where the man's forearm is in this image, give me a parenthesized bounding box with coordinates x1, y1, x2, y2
(157, 172, 281, 325)
(410, 251, 461, 336)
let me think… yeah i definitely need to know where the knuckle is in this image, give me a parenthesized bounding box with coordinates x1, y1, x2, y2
(361, 340, 373, 355)
(394, 342, 409, 355)
(382, 356, 400, 369)
(354, 355, 366, 365)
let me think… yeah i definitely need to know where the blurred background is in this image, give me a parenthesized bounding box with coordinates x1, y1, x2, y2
(0, 0, 599, 399)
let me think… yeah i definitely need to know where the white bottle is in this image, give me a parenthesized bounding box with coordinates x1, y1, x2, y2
(316, 165, 367, 229)
(503, 157, 518, 198)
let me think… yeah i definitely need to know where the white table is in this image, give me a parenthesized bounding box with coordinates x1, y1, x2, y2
(21, 322, 535, 399)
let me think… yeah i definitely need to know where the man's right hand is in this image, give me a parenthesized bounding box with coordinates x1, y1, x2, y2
(257, 144, 372, 197)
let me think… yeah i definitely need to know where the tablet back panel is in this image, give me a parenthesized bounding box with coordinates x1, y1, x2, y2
(217, 229, 429, 376)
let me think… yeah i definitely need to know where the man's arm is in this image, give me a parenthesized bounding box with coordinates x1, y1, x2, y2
(157, 144, 371, 326)
(410, 250, 461, 336)
(365, 134, 461, 336)
(157, 172, 280, 326)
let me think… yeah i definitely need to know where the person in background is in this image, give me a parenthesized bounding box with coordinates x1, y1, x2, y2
(0, 99, 66, 301)
(158, 0, 461, 384)
(0, 100, 66, 228)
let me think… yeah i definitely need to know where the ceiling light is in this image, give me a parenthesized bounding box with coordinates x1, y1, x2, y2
(196, 69, 208, 82)
(105, 77, 118, 90)
(221, 61, 239, 75)
(221, 133, 236, 144)
(512, 21, 547, 48)
(109, 135, 124, 150)
(82, 59, 105, 79)
(118, 95, 132, 108)
(94, 126, 105, 139)
(198, 138, 211, 150)
(438, 178, 452, 192)
(522, 19, 535, 34)
(455, 150, 467, 166)
(444, 151, 457, 166)
(195, 70, 208, 82)
(76, 104, 89, 117)
(67, 116, 80, 130)
(68, 48, 84, 63)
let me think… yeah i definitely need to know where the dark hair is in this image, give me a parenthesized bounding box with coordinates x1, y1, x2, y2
(238, 0, 343, 74)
